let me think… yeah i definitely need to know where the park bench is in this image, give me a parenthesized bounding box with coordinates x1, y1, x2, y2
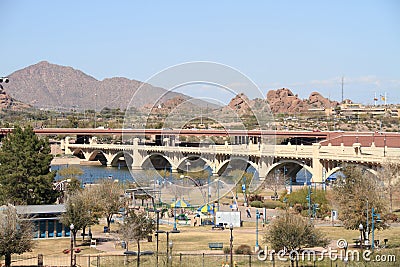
(212, 223, 225, 230)
(208, 242, 224, 250)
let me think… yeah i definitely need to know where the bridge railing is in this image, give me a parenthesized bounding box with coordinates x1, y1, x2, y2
(66, 142, 400, 164)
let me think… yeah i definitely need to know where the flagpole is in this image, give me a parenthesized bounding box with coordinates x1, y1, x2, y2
(384, 92, 387, 106)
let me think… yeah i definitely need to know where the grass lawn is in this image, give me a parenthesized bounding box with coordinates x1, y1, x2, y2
(10, 223, 400, 255)
(3, 222, 400, 266)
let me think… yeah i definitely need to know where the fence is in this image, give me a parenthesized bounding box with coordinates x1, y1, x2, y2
(2, 253, 359, 267)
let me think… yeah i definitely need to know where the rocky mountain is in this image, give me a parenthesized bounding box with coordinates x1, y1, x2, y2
(4, 61, 198, 111)
(0, 85, 30, 111)
(266, 88, 339, 114)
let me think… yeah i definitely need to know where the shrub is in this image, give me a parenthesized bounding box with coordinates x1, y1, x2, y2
(248, 194, 263, 202)
(384, 213, 398, 222)
(284, 188, 330, 218)
(223, 247, 231, 254)
(263, 200, 286, 209)
(293, 203, 303, 213)
(250, 201, 263, 208)
(234, 244, 252, 255)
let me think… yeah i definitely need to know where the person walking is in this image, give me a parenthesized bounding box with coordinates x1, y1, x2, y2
(246, 208, 251, 218)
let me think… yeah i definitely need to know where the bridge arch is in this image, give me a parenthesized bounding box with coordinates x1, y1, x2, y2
(140, 153, 173, 170)
(83, 150, 109, 165)
(264, 160, 313, 179)
(72, 148, 86, 160)
(216, 158, 259, 177)
(325, 165, 377, 181)
(176, 156, 213, 173)
(109, 151, 133, 168)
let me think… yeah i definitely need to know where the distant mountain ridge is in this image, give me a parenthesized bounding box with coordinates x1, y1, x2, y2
(5, 61, 191, 111)
(3, 61, 340, 115)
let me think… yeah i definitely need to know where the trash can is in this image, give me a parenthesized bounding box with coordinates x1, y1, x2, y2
(103, 226, 109, 233)
(121, 241, 126, 249)
(147, 235, 152, 242)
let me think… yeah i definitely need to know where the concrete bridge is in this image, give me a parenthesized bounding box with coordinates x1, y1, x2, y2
(63, 137, 400, 188)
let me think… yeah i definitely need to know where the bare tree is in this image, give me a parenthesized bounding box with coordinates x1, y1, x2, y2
(0, 205, 34, 267)
(95, 179, 126, 231)
(332, 165, 388, 239)
(378, 159, 400, 213)
(263, 170, 286, 200)
(61, 188, 102, 246)
(120, 210, 155, 267)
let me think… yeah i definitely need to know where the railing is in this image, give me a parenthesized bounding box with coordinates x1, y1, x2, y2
(67, 142, 400, 165)
(3, 253, 363, 267)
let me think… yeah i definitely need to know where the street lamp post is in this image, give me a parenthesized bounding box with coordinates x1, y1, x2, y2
(168, 239, 173, 267)
(185, 160, 191, 176)
(70, 224, 74, 267)
(359, 223, 363, 249)
(155, 210, 160, 267)
(207, 173, 210, 205)
(371, 207, 381, 251)
(172, 200, 178, 232)
(215, 178, 220, 212)
(157, 230, 179, 266)
(255, 210, 260, 252)
(306, 185, 312, 221)
(166, 232, 170, 265)
(229, 224, 234, 267)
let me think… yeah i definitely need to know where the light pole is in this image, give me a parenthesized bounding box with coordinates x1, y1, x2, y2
(155, 210, 160, 267)
(359, 223, 363, 249)
(168, 238, 173, 267)
(70, 224, 74, 267)
(215, 178, 220, 212)
(94, 92, 97, 128)
(229, 224, 234, 267)
(371, 207, 381, 251)
(157, 230, 179, 266)
(306, 184, 312, 221)
(255, 210, 260, 252)
(172, 199, 178, 232)
(185, 160, 191, 176)
(207, 173, 210, 205)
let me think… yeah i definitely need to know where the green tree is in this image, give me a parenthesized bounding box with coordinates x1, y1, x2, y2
(120, 210, 155, 267)
(332, 165, 388, 238)
(264, 212, 329, 267)
(0, 204, 34, 267)
(0, 126, 57, 205)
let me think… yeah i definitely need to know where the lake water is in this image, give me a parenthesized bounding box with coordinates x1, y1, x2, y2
(51, 164, 333, 186)
(51, 165, 135, 185)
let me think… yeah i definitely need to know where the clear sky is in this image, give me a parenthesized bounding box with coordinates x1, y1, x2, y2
(1, 0, 399, 104)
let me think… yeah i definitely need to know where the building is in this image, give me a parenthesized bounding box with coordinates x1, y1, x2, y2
(339, 103, 392, 118)
(15, 204, 70, 238)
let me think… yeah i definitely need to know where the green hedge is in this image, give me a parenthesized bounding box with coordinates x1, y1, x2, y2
(250, 200, 286, 209)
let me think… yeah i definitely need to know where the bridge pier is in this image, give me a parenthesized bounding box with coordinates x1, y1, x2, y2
(311, 143, 323, 183)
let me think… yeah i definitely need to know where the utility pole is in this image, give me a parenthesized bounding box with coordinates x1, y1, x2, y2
(341, 76, 344, 103)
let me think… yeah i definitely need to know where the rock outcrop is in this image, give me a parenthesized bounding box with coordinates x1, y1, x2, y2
(266, 88, 339, 114)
